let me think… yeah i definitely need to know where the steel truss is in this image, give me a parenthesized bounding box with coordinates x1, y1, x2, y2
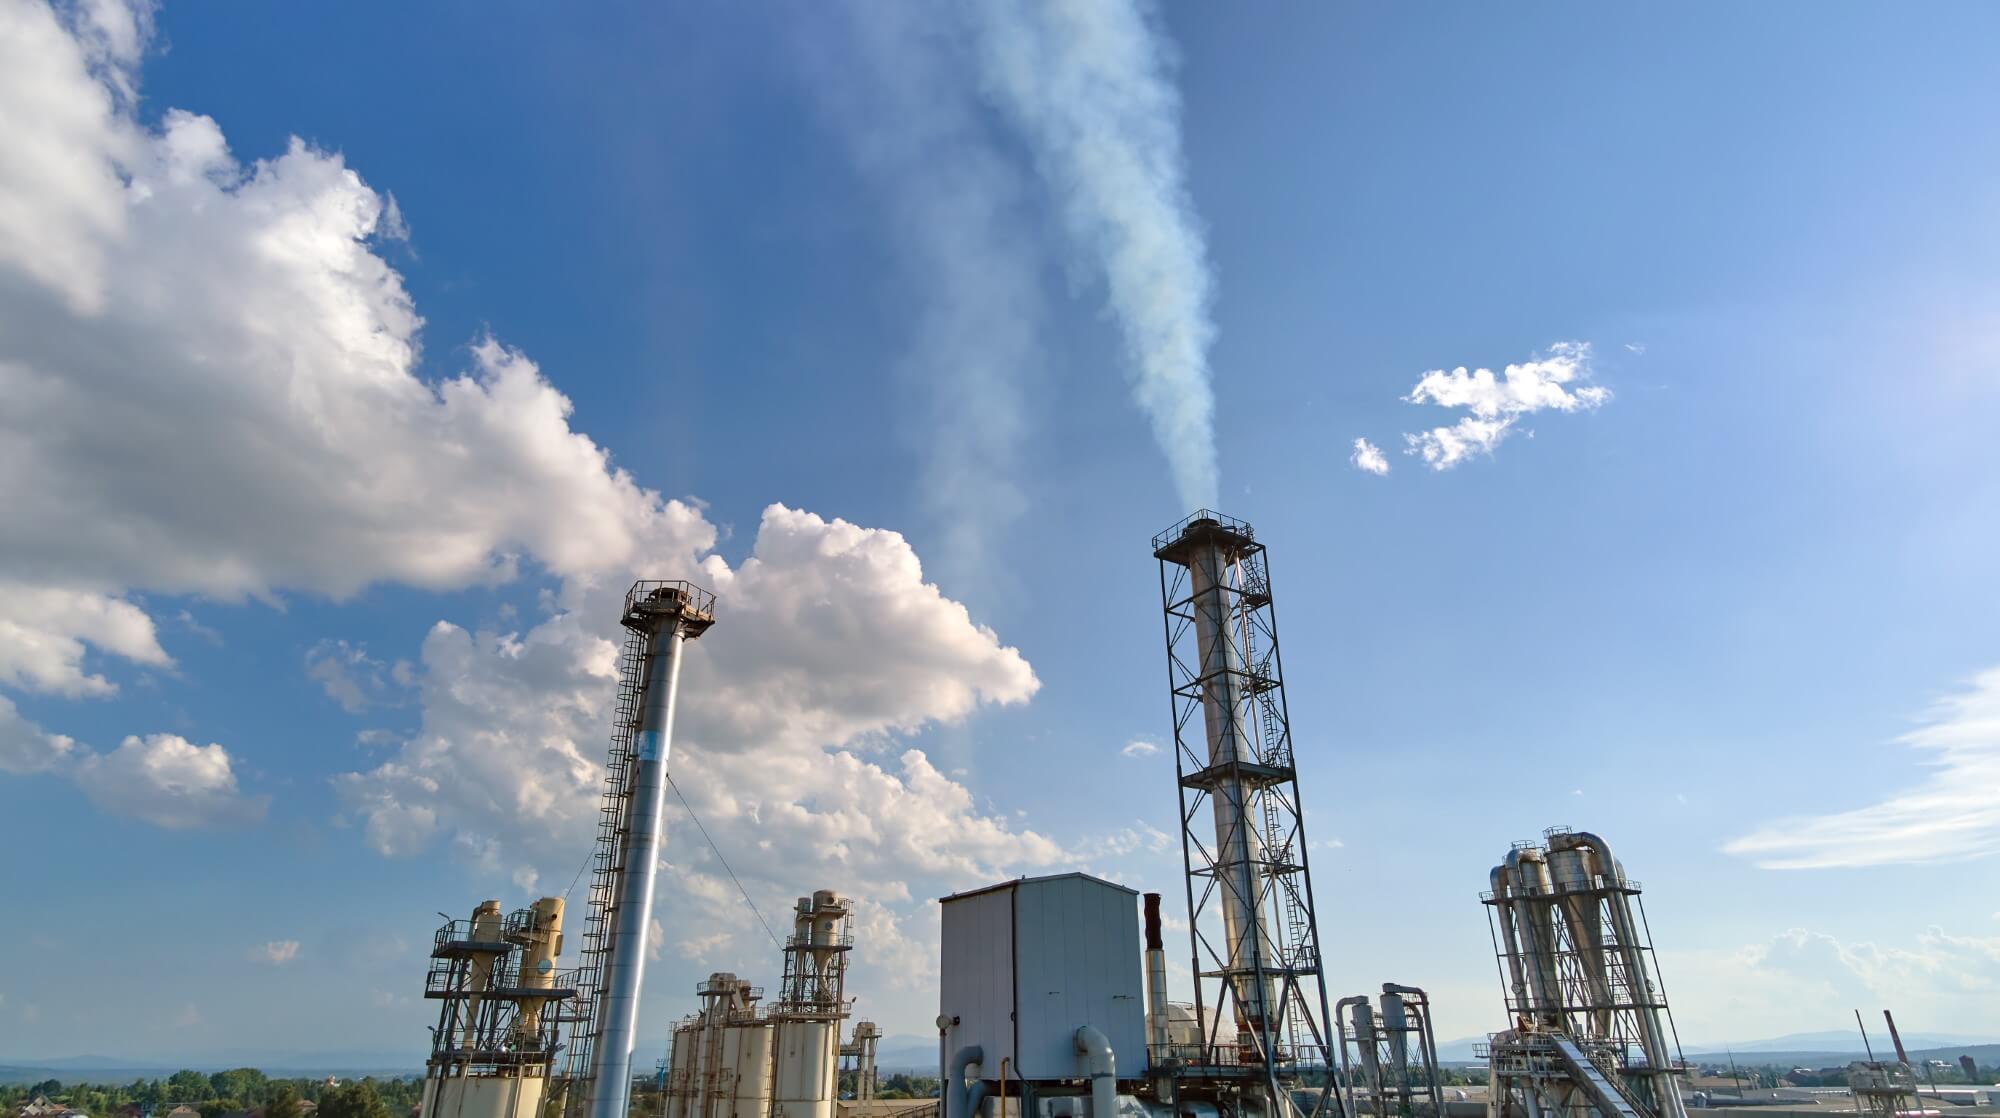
(1155, 511, 1338, 1118)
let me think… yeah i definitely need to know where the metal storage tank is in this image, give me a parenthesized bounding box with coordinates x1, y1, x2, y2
(727, 1017, 773, 1118)
(939, 873, 1147, 1083)
(664, 1019, 700, 1118)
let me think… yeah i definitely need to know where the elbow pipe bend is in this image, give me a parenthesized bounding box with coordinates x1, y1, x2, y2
(1075, 1026, 1116, 1118)
(948, 1046, 984, 1118)
(1549, 830, 1625, 885)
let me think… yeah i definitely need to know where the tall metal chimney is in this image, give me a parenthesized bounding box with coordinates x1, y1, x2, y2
(1153, 510, 1335, 1118)
(579, 580, 716, 1118)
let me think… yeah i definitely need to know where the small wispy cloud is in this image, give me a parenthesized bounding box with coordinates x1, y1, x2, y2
(1724, 665, 2000, 868)
(1401, 341, 1609, 470)
(1121, 738, 1161, 757)
(253, 939, 301, 965)
(1623, 342, 1647, 354)
(306, 640, 412, 714)
(1350, 437, 1389, 476)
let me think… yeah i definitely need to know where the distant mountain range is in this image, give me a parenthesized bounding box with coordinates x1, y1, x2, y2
(1431, 1031, 2000, 1067)
(1695, 1030, 1994, 1054)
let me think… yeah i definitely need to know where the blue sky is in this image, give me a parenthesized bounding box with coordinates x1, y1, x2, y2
(2, 0, 1998, 1066)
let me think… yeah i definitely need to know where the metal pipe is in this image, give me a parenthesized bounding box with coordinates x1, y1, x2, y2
(1883, 1011, 1911, 1066)
(1145, 893, 1173, 1057)
(1488, 867, 1530, 1020)
(947, 1045, 984, 1118)
(1549, 831, 1686, 1118)
(1379, 993, 1411, 1114)
(1355, 1002, 1384, 1116)
(1183, 525, 1277, 1037)
(1382, 986, 1443, 1118)
(515, 897, 566, 1049)
(1076, 1026, 1117, 1118)
(465, 899, 505, 1037)
(1504, 849, 1562, 1026)
(1335, 996, 1371, 1118)
(1548, 848, 1613, 1039)
(588, 592, 704, 1118)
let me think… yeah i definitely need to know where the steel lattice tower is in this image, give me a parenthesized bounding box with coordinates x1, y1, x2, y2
(1154, 511, 1338, 1118)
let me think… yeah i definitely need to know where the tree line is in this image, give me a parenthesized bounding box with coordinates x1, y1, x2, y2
(1, 1071, 418, 1118)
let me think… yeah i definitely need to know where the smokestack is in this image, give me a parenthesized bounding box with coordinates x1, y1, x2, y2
(1884, 1011, 1911, 1066)
(1156, 515, 1277, 1040)
(586, 581, 716, 1118)
(1144, 893, 1170, 1055)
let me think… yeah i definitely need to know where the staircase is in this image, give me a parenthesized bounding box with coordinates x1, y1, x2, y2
(1552, 1037, 1646, 1118)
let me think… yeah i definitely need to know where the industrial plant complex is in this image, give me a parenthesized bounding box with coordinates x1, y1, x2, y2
(407, 514, 1994, 1118)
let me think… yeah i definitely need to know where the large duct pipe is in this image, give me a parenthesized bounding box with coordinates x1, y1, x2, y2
(1382, 985, 1444, 1118)
(462, 898, 506, 1047)
(1549, 831, 1686, 1118)
(1144, 893, 1172, 1057)
(1547, 848, 1614, 1038)
(1488, 867, 1530, 1020)
(514, 896, 566, 1047)
(588, 583, 714, 1118)
(1076, 1026, 1117, 1118)
(1504, 849, 1563, 1026)
(1179, 520, 1278, 1038)
(1336, 996, 1371, 1118)
(1380, 992, 1412, 1111)
(946, 1046, 984, 1118)
(1354, 1002, 1384, 1113)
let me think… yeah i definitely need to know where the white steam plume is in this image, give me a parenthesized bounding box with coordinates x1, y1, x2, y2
(968, 1, 1221, 510)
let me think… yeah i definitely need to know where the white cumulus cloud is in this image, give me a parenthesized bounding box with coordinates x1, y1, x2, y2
(1120, 739, 1161, 757)
(1725, 666, 2000, 868)
(73, 733, 266, 829)
(3, 695, 261, 828)
(0, 2, 1083, 1031)
(337, 504, 1056, 901)
(1350, 438, 1389, 476)
(1401, 341, 1608, 470)
(0, 0, 679, 699)
(0, 695, 79, 775)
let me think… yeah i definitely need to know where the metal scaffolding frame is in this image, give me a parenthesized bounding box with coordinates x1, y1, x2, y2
(425, 910, 580, 1080)
(1480, 830, 1687, 1118)
(1154, 510, 1339, 1118)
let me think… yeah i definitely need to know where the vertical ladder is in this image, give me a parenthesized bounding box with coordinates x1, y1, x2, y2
(564, 626, 651, 1093)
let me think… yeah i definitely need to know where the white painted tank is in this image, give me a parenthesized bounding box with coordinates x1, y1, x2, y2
(729, 1020, 774, 1118)
(665, 1019, 702, 1118)
(772, 1019, 836, 1118)
(427, 1074, 544, 1118)
(771, 891, 849, 1118)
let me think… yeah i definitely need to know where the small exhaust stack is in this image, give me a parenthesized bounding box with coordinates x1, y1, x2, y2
(1144, 893, 1171, 1055)
(1884, 1010, 1911, 1066)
